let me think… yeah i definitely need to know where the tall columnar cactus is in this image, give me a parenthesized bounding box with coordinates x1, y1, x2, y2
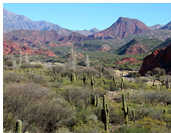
(70, 72, 76, 82)
(164, 108, 167, 115)
(166, 78, 170, 89)
(90, 94, 99, 107)
(101, 95, 109, 131)
(91, 76, 95, 90)
(83, 73, 87, 86)
(112, 74, 117, 87)
(127, 92, 130, 103)
(132, 110, 135, 125)
(122, 94, 129, 125)
(16, 120, 22, 133)
(121, 77, 124, 90)
(103, 79, 106, 85)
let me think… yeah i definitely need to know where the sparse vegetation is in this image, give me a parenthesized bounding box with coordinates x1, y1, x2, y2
(3, 53, 171, 132)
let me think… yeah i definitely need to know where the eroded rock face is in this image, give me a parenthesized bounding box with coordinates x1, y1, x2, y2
(3, 39, 57, 57)
(117, 57, 141, 64)
(139, 44, 171, 75)
(119, 42, 147, 55)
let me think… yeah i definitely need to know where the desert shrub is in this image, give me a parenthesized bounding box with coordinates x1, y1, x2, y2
(3, 83, 75, 132)
(152, 67, 166, 76)
(56, 127, 73, 133)
(109, 102, 124, 125)
(25, 72, 35, 80)
(128, 72, 141, 78)
(33, 74, 45, 84)
(3, 66, 13, 71)
(20, 63, 43, 69)
(136, 117, 168, 133)
(113, 126, 150, 133)
(60, 86, 91, 107)
(5, 60, 13, 67)
(72, 120, 104, 133)
(84, 67, 99, 76)
(3, 72, 26, 83)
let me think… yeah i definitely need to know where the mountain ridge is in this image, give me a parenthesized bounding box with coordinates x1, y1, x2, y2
(89, 17, 151, 39)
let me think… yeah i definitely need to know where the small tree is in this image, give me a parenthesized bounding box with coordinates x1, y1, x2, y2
(19, 49, 22, 66)
(85, 54, 90, 68)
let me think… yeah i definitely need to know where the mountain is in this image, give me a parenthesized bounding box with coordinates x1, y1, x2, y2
(149, 24, 164, 30)
(117, 38, 163, 55)
(4, 29, 62, 44)
(59, 32, 93, 43)
(3, 8, 99, 36)
(153, 38, 171, 50)
(3, 8, 72, 36)
(90, 17, 151, 39)
(75, 28, 100, 36)
(160, 21, 171, 30)
(139, 43, 171, 75)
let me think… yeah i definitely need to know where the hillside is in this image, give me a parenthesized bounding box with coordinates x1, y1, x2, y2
(153, 38, 171, 51)
(59, 32, 93, 43)
(117, 38, 163, 55)
(160, 21, 171, 30)
(149, 24, 164, 30)
(3, 39, 57, 57)
(90, 17, 151, 39)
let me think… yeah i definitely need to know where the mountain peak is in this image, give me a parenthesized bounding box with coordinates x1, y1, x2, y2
(91, 17, 151, 39)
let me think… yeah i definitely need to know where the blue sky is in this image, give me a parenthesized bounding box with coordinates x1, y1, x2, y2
(3, 3, 171, 30)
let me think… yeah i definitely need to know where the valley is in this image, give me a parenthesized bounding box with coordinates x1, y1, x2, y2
(3, 7, 171, 133)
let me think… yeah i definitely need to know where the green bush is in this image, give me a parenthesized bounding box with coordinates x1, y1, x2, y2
(113, 126, 150, 133)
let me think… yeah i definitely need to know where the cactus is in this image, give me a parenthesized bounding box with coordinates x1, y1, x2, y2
(16, 120, 22, 133)
(90, 94, 99, 107)
(164, 108, 167, 114)
(83, 73, 87, 86)
(70, 72, 76, 82)
(103, 79, 106, 85)
(112, 74, 117, 87)
(122, 94, 129, 125)
(166, 78, 170, 89)
(121, 77, 124, 90)
(91, 76, 95, 90)
(127, 92, 130, 103)
(132, 110, 135, 125)
(101, 95, 109, 131)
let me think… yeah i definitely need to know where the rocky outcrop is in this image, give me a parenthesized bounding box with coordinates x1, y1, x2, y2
(139, 44, 171, 75)
(3, 39, 57, 57)
(118, 38, 163, 55)
(90, 17, 151, 39)
(117, 57, 141, 64)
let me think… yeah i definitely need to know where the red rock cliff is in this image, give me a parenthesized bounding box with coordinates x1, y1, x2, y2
(139, 44, 171, 75)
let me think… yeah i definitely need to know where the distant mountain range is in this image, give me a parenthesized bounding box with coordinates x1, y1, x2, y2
(149, 24, 164, 30)
(3, 8, 99, 36)
(3, 8, 171, 57)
